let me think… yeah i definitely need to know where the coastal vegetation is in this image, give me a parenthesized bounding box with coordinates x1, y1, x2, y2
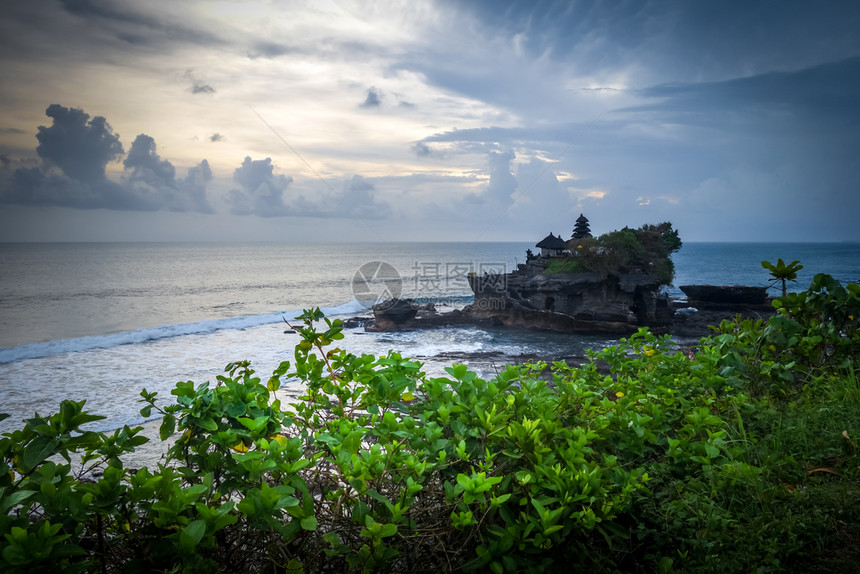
(762, 258, 804, 297)
(2, 267, 859, 572)
(564, 222, 682, 285)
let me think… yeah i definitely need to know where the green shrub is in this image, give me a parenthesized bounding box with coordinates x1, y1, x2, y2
(570, 221, 681, 285)
(2, 273, 859, 572)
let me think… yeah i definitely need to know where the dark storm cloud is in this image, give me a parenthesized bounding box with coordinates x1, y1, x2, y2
(122, 134, 214, 213)
(228, 157, 391, 219)
(629, 57, 860, 122)
(397, 0, 860, 117)
(0, 105, 213, 212)
(421, 56, 860, 156)
(36, 104, 124, 183)
(360, 88, 382, 109)
(59, 0, 222, 48)
(444, 0, 860, 78)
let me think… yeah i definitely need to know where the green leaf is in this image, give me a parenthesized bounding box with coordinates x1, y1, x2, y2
(300, 515, 318, 531)
(342, 430, 363, 455)
(22, 436, 60, 472)
(238, 416, 270, 432)
(197, 417, 218, 431)
(160, 414, 176, 440)
(180, 519, 207, 552)
(0, 489, 36, 512)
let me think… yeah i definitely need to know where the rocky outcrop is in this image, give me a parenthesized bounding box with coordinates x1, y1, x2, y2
(680, 285, 768, 307)
(467, 258, 673, 334)
(358, 264, 774, 338)
(366, 298, 418, 331)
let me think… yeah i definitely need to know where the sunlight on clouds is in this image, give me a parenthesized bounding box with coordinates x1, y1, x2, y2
(1, 0, 857, 241)
(568, 187, 606, 200)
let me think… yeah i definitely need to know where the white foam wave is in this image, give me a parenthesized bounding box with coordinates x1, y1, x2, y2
(323, 299, 370, 317)
(0, 310, 304, 364)
(0, 299, 379, 364)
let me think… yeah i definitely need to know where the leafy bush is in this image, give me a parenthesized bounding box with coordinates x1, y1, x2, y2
(569, 221, 682, 285)
(2, 274, 859, 573)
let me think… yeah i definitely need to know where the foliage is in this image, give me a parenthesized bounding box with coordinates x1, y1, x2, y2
(762, 258, 804, 296)
(544, 257, 583, 274)
(2, 272, 860, 572)
(567, 221, 682, 285)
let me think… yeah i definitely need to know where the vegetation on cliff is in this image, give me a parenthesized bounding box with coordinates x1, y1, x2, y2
(2, 269, 859, 573)
(550, 221, 682, 285)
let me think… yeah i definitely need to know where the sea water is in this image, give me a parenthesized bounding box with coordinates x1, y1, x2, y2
(1, 241, 858, 433)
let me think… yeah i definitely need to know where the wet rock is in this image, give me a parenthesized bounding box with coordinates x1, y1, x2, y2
(680, 285, 768, 306)
(366, 298, 419, 331)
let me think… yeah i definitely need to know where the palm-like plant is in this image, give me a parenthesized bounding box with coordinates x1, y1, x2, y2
(761, 258, 804, 297)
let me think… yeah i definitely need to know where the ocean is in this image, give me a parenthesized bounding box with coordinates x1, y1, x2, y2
(1, 241, 859, 434)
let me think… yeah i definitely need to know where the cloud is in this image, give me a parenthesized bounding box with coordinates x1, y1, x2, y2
(58, 0, 222, 48)
(184, 71, 215, 95)
(0, 128, 25, 134)
(191, 83, 215, 95)
(122, 134, 214, 213)
(483, 150, 517, 203)
(0, 105, 213, 212)
(227, 156, 391, 220)
(631, 57, 860, 113)
(227, 156, 293, 217)
(209, 133, 224, 142)
(360, 88, 382, 108)
(336, 175, 391, 219)
(36, 103, 124, 182)
(411, 141, 444, 158)
(247, 41, 295, 59)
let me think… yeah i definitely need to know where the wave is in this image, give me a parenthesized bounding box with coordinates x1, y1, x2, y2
(0, 300, 371, 364)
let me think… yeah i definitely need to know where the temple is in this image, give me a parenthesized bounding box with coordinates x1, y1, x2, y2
(572, 213, 592, 239)
(468, 215, 674, 333)
(534, 233, 568, 257)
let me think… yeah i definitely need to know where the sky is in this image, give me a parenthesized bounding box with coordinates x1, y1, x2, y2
(0, 0, 858, 243)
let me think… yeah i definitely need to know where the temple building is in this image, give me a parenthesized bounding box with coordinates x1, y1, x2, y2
(572, 213, 592, 239)
(535, 233, 568, 257)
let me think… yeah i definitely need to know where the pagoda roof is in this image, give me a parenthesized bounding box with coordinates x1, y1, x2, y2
(576, 213, 589, 223)
(536, 233, 568, 249)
